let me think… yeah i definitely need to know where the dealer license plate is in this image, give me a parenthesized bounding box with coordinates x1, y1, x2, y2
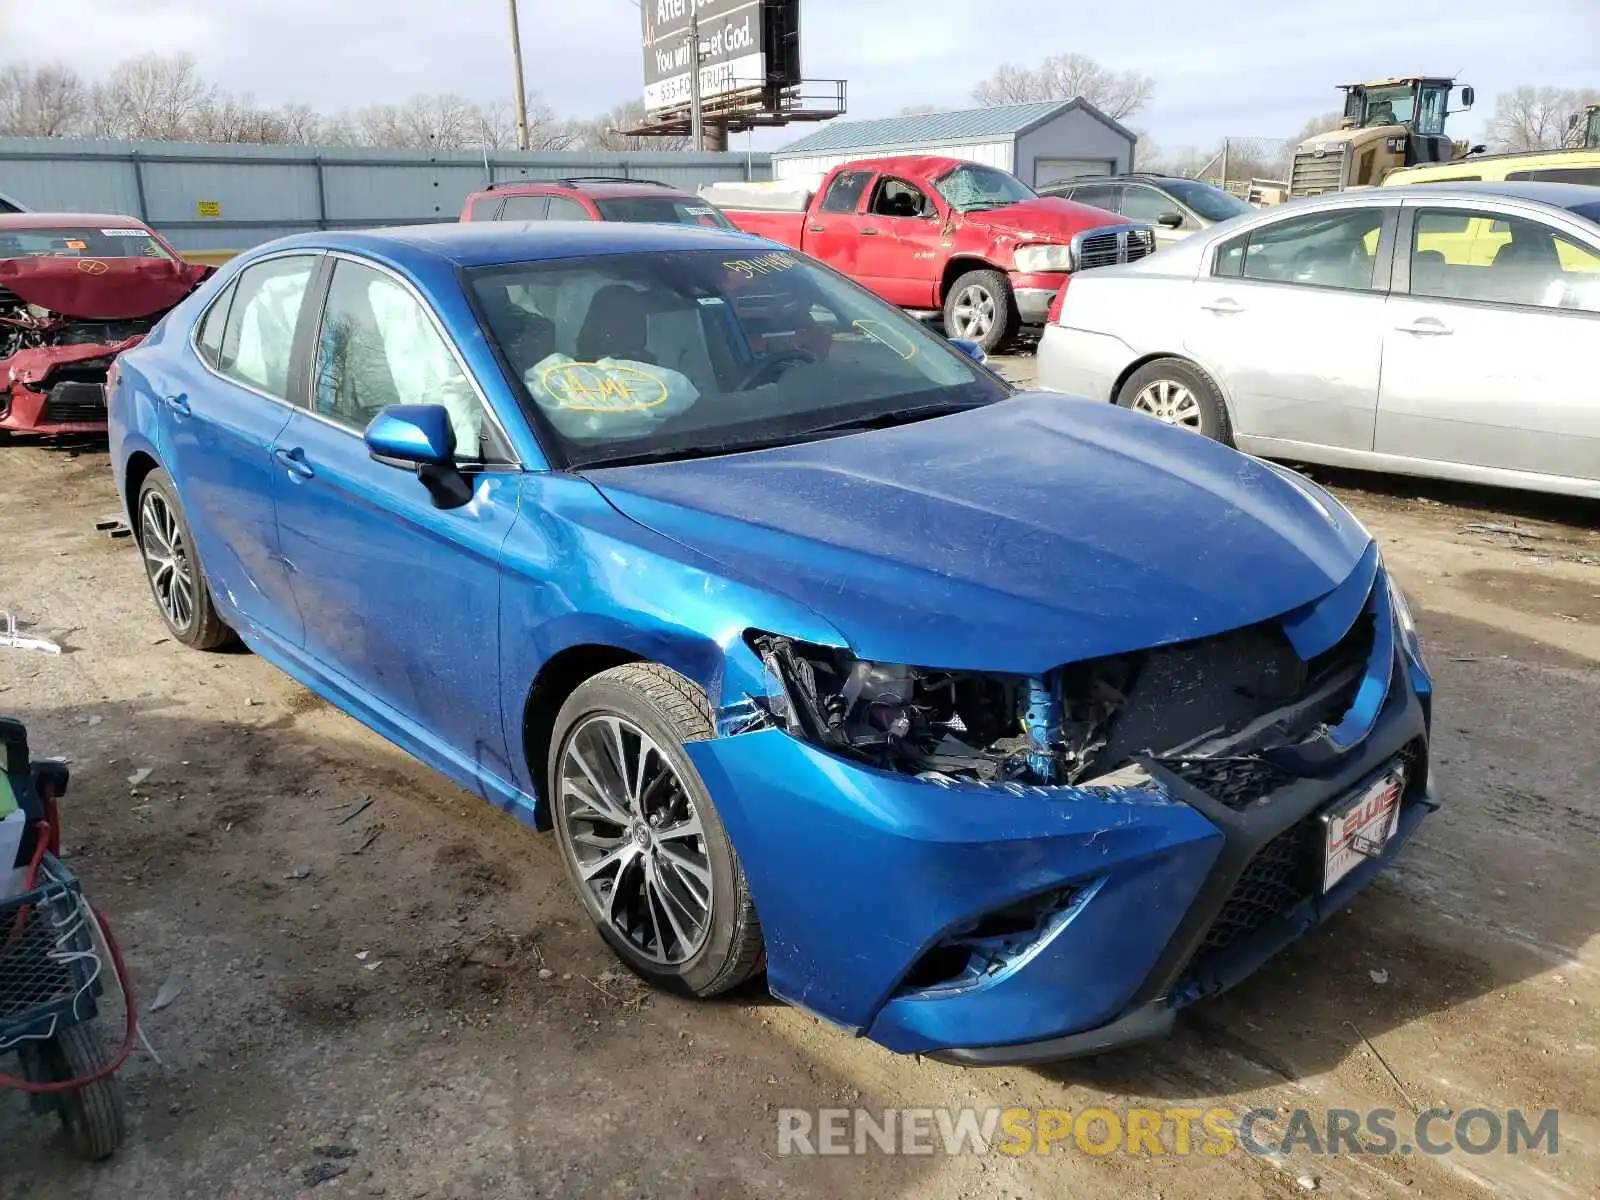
(1321, 769, 1404, 892)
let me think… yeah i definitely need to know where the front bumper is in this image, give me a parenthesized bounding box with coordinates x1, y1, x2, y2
(687, 649, 1433, 1063)
(1008, 271, 1069, 324)
(0, 383, 109, 436)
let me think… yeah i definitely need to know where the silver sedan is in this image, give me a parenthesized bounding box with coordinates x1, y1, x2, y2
(1036, 182, 1600, 499)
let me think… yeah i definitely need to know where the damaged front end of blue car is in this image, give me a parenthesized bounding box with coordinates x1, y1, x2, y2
(685, 542, 1435, 1065)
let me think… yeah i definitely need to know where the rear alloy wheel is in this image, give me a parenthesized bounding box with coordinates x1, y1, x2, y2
(943, 268, 1018, 354)
(1115, 358, 1233, 444)
(549, 664, 764, 997)
(135, 469, 234, 649)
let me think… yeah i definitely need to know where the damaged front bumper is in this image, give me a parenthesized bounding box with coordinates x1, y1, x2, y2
(1, 341, 136, 436)
(687, 550, 1435, 1063)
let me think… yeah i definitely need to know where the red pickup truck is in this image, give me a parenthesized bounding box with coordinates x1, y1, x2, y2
(703, 156, 1153, 352)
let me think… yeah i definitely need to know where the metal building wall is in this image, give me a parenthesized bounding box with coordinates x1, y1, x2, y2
(0, 138, 773, 252)
(774, 139, 1013, 180)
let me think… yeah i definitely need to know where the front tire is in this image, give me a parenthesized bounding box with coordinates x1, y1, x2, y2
(135, 468, 234, 649)
(548, 664, 764, 998)
(943, 268, 1018, 354)
(1115, 358, 1233, 444)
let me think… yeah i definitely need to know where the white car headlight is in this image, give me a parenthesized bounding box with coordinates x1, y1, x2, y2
(1013, 243, 1074, 273)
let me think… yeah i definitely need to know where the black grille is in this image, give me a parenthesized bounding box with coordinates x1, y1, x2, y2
(42, 380, 107, 424)
(1196, 819, 1319, 958)
(1164, 756, 1298, 811)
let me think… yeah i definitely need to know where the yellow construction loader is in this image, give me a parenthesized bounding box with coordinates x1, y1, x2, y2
(1289, 76, 1477, 196)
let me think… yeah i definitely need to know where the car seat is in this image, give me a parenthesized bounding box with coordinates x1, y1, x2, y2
(575, 285, 659, 365)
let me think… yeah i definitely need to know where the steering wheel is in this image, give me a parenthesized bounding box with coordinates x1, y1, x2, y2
(737, 348, 817, 390)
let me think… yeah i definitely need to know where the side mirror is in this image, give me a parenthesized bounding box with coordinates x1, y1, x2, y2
(365, 404, 455, 467)
(364, 405, 472, 509)
(948, 337, 987, 365)
(1157, 211, 1185, 229)
(1461, 86, 1475, 109)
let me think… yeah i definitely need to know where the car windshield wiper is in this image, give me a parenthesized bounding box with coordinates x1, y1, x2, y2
(797, 400, 985, 436)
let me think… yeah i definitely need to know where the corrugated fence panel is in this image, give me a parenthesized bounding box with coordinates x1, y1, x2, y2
(0, 139, 773, 252)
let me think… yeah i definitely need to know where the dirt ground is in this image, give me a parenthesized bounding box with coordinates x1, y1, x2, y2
(2, 397, 1597, 1198)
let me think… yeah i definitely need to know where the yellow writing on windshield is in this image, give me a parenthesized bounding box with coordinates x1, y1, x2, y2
(541, 362, 669, 413)
(724, 251, 799, 279)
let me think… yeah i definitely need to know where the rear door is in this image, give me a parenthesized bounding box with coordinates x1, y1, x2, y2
(158, 252, 320, 646)
(802, 169, 876, 281)
(1184, 203, 1396, 452)
(1377, 200, 1600, 484)
(269, 254, 522, 774)
(856, 175, 944, 307)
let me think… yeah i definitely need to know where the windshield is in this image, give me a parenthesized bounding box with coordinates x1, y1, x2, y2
(934, 165, 1035, 212)
(1360, 85, 1417, 128)
(470, 249, 1010, 468)
(0, 226, 172, 261)
(592, 195, 736, 230)
(1157, 179, 1251, 222)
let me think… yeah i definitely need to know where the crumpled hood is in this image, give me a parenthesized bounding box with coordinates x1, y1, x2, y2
(963, 196, 1124, 242)
(585, 394, 1372, 674)
(0, 257, 210, 320)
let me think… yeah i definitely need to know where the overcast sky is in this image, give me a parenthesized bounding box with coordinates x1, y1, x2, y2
(3, 0, 1596, 151)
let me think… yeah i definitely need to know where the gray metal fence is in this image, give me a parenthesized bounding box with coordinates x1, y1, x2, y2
(0, 138, 774, 252)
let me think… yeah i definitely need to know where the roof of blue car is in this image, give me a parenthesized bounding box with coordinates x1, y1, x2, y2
(270, 220, 769, 269)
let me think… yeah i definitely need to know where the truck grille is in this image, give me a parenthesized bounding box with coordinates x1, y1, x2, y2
(1073, 225, 1157, 271)
(1291, 146, 1346, 195)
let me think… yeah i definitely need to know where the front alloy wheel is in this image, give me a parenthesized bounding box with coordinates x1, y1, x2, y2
(548, 663, 764, 997)
(559, 715, 713, 965)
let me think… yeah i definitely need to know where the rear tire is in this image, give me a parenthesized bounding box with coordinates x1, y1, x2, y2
(135, 468, 235, 650)
(1115, 358, 1233, 444)
(943, 268, 1018, 354)
(548, 664, 764, 999)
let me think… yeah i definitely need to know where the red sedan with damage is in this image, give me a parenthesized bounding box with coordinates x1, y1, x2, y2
(0, 214, 210, 438)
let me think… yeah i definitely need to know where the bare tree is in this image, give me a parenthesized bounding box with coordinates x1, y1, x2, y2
(898, 104, 943, 116)
(0, 63, 90, 136)
(89, 53, 214, 140)
(1486, 86, 1600, 152)
(567, 100, 688, 151)
(972, 53, 1153, 120)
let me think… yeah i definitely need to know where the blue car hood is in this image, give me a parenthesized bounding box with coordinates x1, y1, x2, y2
(585, 394, 1371, 674)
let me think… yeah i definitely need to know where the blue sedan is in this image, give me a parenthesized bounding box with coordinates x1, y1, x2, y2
(107, 222, 1436, 1063)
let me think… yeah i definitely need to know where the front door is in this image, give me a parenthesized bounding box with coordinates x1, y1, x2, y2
(1184, 204, 1396, 451)
(269, 255, 523, 780)
(157, 253, 319, 645)
(857, 175, 945, 307)
(1377, 203, 1600, 484)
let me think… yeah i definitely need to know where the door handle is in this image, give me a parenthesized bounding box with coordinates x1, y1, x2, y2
(807, 223, 826, 233)
(1395, 317, 1452, 336)
(273, 446, 315, 479)
(1200, 299, 1242, 314)
(162, 392, 190, 415)
(859, 227, 879, 236)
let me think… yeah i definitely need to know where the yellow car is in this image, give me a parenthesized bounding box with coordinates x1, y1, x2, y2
(1384, 151, 1600, 274)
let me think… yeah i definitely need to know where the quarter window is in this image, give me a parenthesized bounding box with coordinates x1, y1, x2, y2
(1237, 208, 1388, 291)
(1066, 183, 1121, 212)
(1409, 209, 1600, 312)
(465, 197, 503, 221)
(216, 255, 317, 399)
(545, 196, 591, 221)
(819, 170, 872, 214)
(312, 259, 497, 459)
(195, 281, 236, 368)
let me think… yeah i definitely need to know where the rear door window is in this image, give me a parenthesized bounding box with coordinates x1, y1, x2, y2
(216, 255, 317, 399)
(1505, 167, 1600, 186)
(498, 195, 550, 221)
(819, 170, 873, 214)
(1239, 208, 1390, 291)
(1064, 183, 1121, 212)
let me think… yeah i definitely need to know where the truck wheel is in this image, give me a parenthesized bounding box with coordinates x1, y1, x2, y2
(944, 269, 1018, 354)
(1115, 358, 1234, 444)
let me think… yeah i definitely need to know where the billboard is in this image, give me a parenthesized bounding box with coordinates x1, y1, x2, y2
(642, 0, 767, 113)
